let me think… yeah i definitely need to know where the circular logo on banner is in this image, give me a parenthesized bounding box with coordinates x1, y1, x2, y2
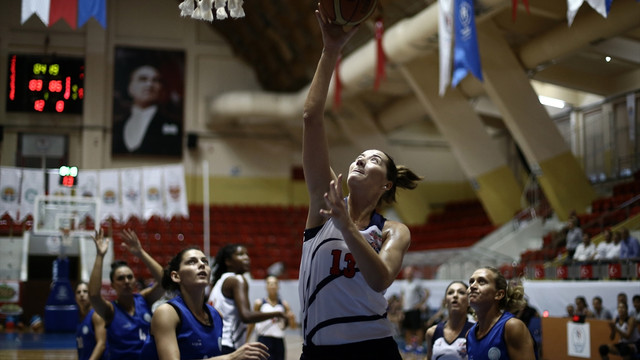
(1, 187, 17, 202)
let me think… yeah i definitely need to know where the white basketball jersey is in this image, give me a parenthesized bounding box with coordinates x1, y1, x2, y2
(298, 212, 394, 346)
(208, 272, 247, 349)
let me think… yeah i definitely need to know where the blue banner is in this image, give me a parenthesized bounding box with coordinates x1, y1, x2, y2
(78, 0, 106, 28)
(452, 0, 483, 87)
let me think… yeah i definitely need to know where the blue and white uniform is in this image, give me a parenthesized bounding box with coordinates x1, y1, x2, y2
(431, 320, 474, 360)
(139, 294, 223, 359)
(299, 210, 400, 359)
(76, 309, 108, 360)
(106, 293, 152, 360)
(208, 272, 247, 350)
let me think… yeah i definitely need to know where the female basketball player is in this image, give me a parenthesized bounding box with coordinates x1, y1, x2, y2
(140, 247, 270, 360)
(208, 244, 287, 354)
(466, 267, 537, 360)
(298, 6, 422, 360)
(425, 281, 474, 360)
(75, 282, 108, 360)
(88, 229, 165, 360)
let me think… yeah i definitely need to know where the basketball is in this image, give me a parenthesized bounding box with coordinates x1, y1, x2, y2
(320, 0, 378, 26)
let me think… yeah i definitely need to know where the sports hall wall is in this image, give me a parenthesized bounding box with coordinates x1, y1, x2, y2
(0, 0, 481, 226)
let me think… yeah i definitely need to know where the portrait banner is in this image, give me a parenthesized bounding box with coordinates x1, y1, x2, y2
(112, 47, 185, 157)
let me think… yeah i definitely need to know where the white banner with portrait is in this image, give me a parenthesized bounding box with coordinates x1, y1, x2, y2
(567, 322, 590, 358)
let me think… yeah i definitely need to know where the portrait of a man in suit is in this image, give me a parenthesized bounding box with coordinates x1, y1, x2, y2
(112, 47, 185, 156)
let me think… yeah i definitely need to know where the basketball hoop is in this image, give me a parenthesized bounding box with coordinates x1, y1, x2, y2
(178, 0, 245, 22)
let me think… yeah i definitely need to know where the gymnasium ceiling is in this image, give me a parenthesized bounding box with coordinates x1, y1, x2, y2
(200, 0, 640, 145)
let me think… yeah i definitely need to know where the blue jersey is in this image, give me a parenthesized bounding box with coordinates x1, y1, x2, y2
(466, 311, 537, 360)
(140, 294, 223, 359)
(107, 293, 152, 360)
(76, 309, 108, 360)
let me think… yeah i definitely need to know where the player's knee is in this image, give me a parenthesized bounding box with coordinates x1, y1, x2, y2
(599, 344, 609, 356)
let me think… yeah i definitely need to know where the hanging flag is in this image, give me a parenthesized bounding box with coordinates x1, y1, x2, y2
(0, 167, 22, 221)
(49, 0, 77, 29)
(511, 0, 530, 22)
(566, 0, 609, 26)
(20, 168, 45, 221)
(76, 170, 98, 198)
(452, 0, 483, 87)
(78, 0, 106, 28)
(628, 93, 636, 142)
(438, 0, 454, 96)
(120, 168, 143, 222)
(21, 0, 51, 26)
(333, 54, 343, 111)
(373, 17, 386, 91)
(163, 164, 189, 220)
(142, 167, 165, 221)
(99, 169, 121, 222)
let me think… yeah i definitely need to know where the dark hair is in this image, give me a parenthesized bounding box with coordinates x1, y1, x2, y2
(633, 295, 640, 302)
(593, 296, 602, 302)
(211, 244, 243, 286)
(483, 267, 525, 313)
(162, 246, 202, 292)
(109, 260, 130, 282)
(379, 151, 422, 206)
(575, 296, 588, 307)
(75, 281, 88, 291)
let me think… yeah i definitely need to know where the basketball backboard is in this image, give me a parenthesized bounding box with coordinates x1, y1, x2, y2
(33, 195, 100, 236)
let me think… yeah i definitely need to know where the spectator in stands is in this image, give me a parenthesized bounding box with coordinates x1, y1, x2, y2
(593, 296, 613, 320)
(573, 233, 596, 262)
(566, 304, 576, 318)
(620, 228, 640, 260)
(575, 296, 595, 318)
(401, 266, 429, 350)
(207, 244, 287, 354)
(594, 228, 613, 261)
(425, 298, 448, 330)
(565, 216, 583, 259)
(515, 297, 540, 327)
(632, 295, 640, 323)
(425, 281, 474, 360)
(598, 302, 639, 360)
(465, 267, 537, 360)
(604, 231, 623, 260)
(139, 247, 270, 360)
(387, 294, 404, 340)
(89, 229, 165, 360)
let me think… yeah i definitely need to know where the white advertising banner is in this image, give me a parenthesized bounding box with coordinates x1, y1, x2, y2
(567, 322, 590, 358)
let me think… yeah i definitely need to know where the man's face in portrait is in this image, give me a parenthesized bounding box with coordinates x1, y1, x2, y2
(128, 65, 162, 108)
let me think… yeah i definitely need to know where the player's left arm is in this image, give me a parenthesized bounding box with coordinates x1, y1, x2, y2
(505, 317, 536, 360)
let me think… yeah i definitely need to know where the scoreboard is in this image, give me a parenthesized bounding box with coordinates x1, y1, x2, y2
(6, 54, 84, 114)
